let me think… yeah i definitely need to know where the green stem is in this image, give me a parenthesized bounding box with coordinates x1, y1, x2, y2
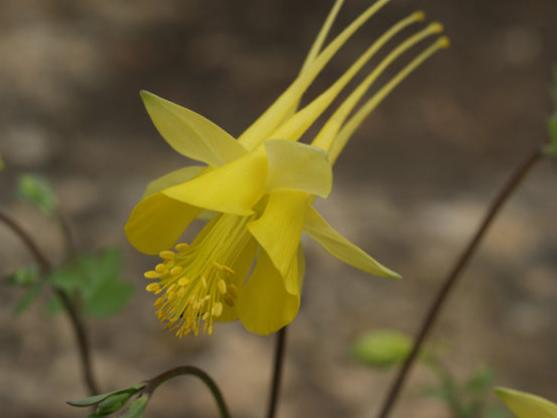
(143, 366, 231, 418)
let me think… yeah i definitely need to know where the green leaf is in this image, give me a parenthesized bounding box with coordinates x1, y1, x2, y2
(495, 387, 557, 418)
(17, 174, 57, 215)
(82, 276, 134, 317)
(351, 329, 413, 369)
(67, 384, 145, 408)
(96, 392, 134, 415)
(6, 265, 39, 286)
(14, 282, 44, 315)
(120, 395, 149, 418)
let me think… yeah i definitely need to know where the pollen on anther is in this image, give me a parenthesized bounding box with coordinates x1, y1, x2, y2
(178, 277, 190, 286)
(217, 279, 227, 294)
(155, 264, 167, 273)
(170, 266, 183, 276)
(146, 283, 161, 294)
(175, 243, 189, 252)
(144, 270, 160, 279)
(159, 250, 175, 260)
(212, 302, 223, 317)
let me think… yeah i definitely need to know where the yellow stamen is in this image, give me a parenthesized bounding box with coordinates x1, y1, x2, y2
(175, 243, 189, 252)
(159, 250, 175, 260)
(212, 302, 223, 317)
(144, 214, 251, 337)
(144, 270, 161, 279)
(146, 283, 161, 294)
(218, 279, 227, 295)
(155, 263, 167, 273)
(170, 266, 183, 276)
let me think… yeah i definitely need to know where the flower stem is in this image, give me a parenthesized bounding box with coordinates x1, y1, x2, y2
(376, 147, 544, 418)
(266, 326, 288, 418)
(143, 365, 231, 418)
(0, 210, 99, 395)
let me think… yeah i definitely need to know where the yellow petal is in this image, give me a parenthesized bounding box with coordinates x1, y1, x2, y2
(162, 147, 268, 215)
(140, 90, 246, 166)
(265, 140, 332, 197)
(143, 166, 205, 197)
(237, 248, 303, 335)
(304, 207, 401, 279)
(495, 387, 557, 418)
(125, 193, 200, 255)
(217, 239, 257, 323)
(248, 190, 310, 290)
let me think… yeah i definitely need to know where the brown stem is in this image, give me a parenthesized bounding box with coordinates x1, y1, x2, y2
(143, 365, 231, 418)
(0, 210, 99, 395)
(266, 327, 288, 418)
(56, 210, 77, 260)
(376, 147, 544, 418)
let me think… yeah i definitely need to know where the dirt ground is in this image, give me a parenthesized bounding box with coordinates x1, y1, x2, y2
(1, 0, 556, 417)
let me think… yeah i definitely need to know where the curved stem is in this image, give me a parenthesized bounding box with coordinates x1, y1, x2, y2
(143, 365, 231, 418)
(376, 147, 544, 418)
(0, 210, 99, 395)
(266, 327, 288, 418)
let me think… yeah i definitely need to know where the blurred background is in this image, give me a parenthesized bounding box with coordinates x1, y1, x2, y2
(1, 0, 556, 417)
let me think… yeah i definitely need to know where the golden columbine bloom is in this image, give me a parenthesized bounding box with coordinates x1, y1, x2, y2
(125, 0, 449, 337)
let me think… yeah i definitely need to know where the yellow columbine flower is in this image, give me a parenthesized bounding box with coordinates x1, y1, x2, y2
(125, 0, 449, 337)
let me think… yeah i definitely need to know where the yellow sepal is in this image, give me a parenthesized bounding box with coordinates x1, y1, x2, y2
(265, 140, 332, 197)
(141, 90, 246, 166)
(163, 147, 268, 215)
(125, 193, 200, 255)
(304, 207, 401, 279)
(248, 190, 310, 292)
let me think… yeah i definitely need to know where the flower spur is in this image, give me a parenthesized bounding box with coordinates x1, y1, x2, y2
(125, 0, 449, 336)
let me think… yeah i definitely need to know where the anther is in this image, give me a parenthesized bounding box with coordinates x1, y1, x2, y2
(144, 270, 161, 279)
(175, 243, 189, 252)
(218, 279, 227, 295)
(212, 302, 223, 317)
(146, 283, 161, 294)
(155, 264, 168, 273)
(170, 266, 184, 276)
(159, 250, 175, 260)
(178, 277, 190, 286)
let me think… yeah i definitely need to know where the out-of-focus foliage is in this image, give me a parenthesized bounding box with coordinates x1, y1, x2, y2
(49, 249, 133, 317)
(17, 174, 57, 215)
(351, 329, 413, 368)
(352, 329, 512, 418)
(6, 173, 134, 318)
(495, 387, 557, 418)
